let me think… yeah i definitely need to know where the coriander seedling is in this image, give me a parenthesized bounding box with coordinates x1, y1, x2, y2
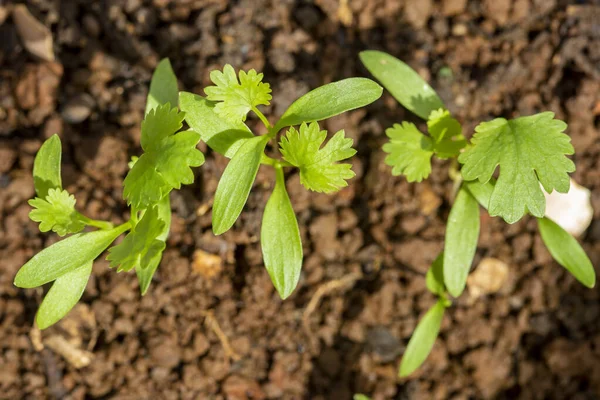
(14, 59, 202, 329)
(180, 65, 382, 299)
(361, 50, 595, 376)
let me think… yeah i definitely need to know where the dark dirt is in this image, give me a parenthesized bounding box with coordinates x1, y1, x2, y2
(1, 0, 600, 399)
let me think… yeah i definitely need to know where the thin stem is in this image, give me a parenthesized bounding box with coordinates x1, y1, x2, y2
(260, 154, 293, 168)
(76, 213, 114, 230)
(252, 107, 271, 130)
(448, 158, 463, 202)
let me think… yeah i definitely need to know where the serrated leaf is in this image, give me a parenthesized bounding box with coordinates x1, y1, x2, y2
(135, 194, 171, 295)
(382, 122, 433, 182)
(360, 50, 444, 120)
(213, 135, 269, 235)
(28, 188, 85, 236)
(459, 112, 575, 224)
(399, 299, 445, 377)
(280, 122, 356, 193)
(204, 64, 272, 123)
(274, 78, 382, 131)
(537, 217, 595, 288)
(179, 92, 254, 158)
(123, 104, 204, 209)
(146, 58, 179, 115)
(463, 179, 495, 210)
(261, 167, 303, 299)
(427, 109, 466, 158)
(107, 207, 166, 272)
(33, 134, 62, 199)
(36, 261, 92, 330)
(444, 187, 480, 297)
(14, 224, 129, 288)
(426, 252, 445, 296)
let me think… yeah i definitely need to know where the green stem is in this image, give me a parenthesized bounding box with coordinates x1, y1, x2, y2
(252, 107, 272, 130)
(449, 158, 463, 202)
(77, 213, 114, 230)
(260, 154, 293, 168)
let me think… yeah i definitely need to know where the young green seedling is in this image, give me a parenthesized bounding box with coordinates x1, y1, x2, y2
(180, 65, 382, 299)
(14, 59, 202, 329)
(360, 50, 595, 377)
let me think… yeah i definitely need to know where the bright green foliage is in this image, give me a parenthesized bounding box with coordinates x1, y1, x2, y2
(28, 188, 85, 236)
(33, 134, 62, 198)
(399, 300, 446, 377)
(538, 217, 595, 288)
(261, 167, 303, 299)
(426, 253, 445, 296)
(426, 109, 466, 159)
(459, 112, 575, 224)
(383, 122, 433, 182)
(353, 395, 371, 400)
(205, 64, 272, 123)
(444, 187, 480, 297)
(280, 122, 356, 193)
(146, 58, 179, 114)
(36, 261, 92, 329)
(124, 103, 204, 209)
(107, 207, 166, 272)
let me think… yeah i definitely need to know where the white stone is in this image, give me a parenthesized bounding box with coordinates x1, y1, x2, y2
(544, 178, 593, 237)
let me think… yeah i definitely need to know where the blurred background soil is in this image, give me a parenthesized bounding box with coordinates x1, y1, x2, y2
(1, 0, 600, 399)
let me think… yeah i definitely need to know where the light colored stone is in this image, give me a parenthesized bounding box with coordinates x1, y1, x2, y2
(468, 257, 510, 299)
(544, 178, 593, 237)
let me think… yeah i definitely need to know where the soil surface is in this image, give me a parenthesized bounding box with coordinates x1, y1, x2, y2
(1, 0, 600, 399)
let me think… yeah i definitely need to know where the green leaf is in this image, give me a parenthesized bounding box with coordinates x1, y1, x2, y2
(14, 224, 129, 288)
(135, 194, 171, 295)
(146, 58, 179, 115)
(426, 109, 466, 158)
(274, 78, 382, 131)
(383, 122, 433, 182)
(179, 92, 254, 158)
(261, 167, 303, 299)
(123, 104, 204, 209)
(28, 188, 85, 236)
(444, 187, 480, 297)
(107, 207, 166, 272)
(399, 299, 445, 377)
(33, 134, 62, 199)
(353, 395, 371, 400)
(213, 135, 269, 235)
(463, 179, 495, 210)
(360, 50, 444, 120)
(204, 64, 272, 123)
(36, 261, 92, 330)
(458, 112, 575, 224)
(537, 217, 595, 288)
(280, 122, 356, 193)
(426, 252, 445, 296)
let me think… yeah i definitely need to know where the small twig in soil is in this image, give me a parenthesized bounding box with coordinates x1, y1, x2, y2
(44, 335, 94, 369)
(202, 310, 241, 361)
(302, 271, 364, 350)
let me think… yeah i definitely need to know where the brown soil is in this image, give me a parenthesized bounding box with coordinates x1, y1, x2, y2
(1, 1, 600, 399)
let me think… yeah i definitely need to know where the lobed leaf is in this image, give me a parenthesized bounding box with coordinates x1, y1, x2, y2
(33, 134, 62, 199)
(107, 207, 166, 272)
(274, 78, 382, 131)
(537, 217, 595, 288)
(399, 300, 446, 377)
(29, 188, 85, 236)
(14, 224, 129, 288)
(146, 58, 179, 115)
(36, 261, 92, 330)
(463, 179, 495, 210)
(212, 135, 269, 235)
(444, 187, 480, 297)
(426, 109, 466, 159)
(280, 122, 356, 193)
(459, 112, 575, 224)
(179, 92, 254, 158)
(360, 50, 444, 120)
(261, 167, 303, 299)
(382, 122, 433, 182)
(204, 64, 272, 123)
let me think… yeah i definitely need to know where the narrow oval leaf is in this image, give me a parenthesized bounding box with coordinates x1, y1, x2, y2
(261, 167, 303, 299)
(463, 179, 495, 210)
(426, 252, 445, 296)
(360, 50, 444, 120)
(537, 217, 595, 288)
(444, 187, 480, 297)
(14, 224, 129, 288)
(213, 136, 268, 235)
(274, 78, 382, 131)
(146, 58, 179, 115)
(179, 92, 254, 158)
(399, 300, 445, 377)
(136, 194, 171, 295)
(36, 261, 92, 329)
(33, 134, 62, 199)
